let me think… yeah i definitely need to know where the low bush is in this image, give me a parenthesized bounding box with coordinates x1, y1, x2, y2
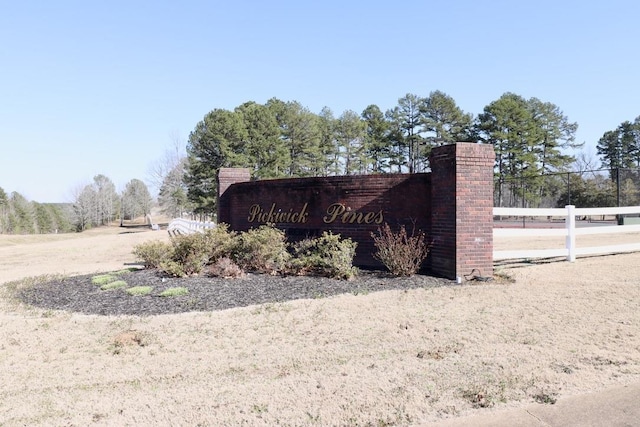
(232, 225, 290, 274)
(202, 224, 237, 263)
(164, 233, 211, 277)
(289, 232, 358, 280)
(130, 224, 362, 280)
(132, 240, 173, 269)
(371, 223, 429, 276)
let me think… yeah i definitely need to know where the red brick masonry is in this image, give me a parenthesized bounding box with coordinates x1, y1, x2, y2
(218, 143, 495, 280)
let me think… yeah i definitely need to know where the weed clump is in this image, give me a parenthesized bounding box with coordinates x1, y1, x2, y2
(371, 223, 429, 276)
(91, 274, 117, 285)
(159, 287, 189, 297)
(126, 286, 153, 296)
(100, 280, 127, 290)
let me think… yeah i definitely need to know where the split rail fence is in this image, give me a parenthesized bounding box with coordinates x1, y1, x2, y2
(167, 218, 215, 236)
(169, 206, 640, 262)
(494, 205, 640, 261)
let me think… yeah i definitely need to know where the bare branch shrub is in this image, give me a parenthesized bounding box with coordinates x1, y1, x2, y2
(371, 223, 429, 276)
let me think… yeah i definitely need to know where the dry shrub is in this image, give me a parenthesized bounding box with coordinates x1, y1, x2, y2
(110, 329, 149, 355)
(209, 257, 244, 278)
(371, 223, 429, 276)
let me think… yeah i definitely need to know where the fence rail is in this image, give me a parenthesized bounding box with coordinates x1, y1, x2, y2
(494, 205, 640, 261)
(167, 218, 215, 236)
(168, 209, 640, 262)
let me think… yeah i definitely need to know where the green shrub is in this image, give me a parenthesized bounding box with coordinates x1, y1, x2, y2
(165, 233, 211, 277)
(371, 223, 429, 276)
(202, 224, 238, 262)
(91, 274, 117, 285)
(132, 240, 173, 269)
(232, 225, 290, 274)
(159, 287, 189, 297)
(126, 286, 153, 296)
(158, 260, 188, 278)
(101, 280, 127, 290)
(289, 232, 358, 280)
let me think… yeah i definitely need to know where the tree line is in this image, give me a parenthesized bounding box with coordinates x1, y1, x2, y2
(184, 92, 582, 215)
(4, 91, 638, 235)
(0, 187, 74, 234)
(596, 116, 640, 170)
(0, 176, 153, 234)
(72, 175, 153, 231)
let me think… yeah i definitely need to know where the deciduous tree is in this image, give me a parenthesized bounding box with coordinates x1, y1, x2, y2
(122, 179, 152, 221)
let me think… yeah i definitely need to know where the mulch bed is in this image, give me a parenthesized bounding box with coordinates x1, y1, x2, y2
(18, 269, 455, 316)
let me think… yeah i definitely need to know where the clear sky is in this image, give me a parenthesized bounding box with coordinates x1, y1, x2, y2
(1, 0, 639, 203)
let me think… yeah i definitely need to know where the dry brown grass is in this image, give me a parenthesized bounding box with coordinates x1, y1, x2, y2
(1, 227, 639, 426)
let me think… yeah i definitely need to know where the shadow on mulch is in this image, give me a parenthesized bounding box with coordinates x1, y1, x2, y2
(17, 269, 455, 316)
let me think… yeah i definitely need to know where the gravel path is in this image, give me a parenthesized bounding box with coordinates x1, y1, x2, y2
(18, 269, 454, 316)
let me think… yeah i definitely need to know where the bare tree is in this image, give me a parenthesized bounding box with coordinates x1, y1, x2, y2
(72, 183, 96, 231)
(122, 179, 153, 221)
(573, 146, 601, 173)
(147, 131, 187, 196)
(93, 174, 119, 225)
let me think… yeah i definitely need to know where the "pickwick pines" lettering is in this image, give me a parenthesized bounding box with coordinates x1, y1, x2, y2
(247, 203, 309, 224)
(322, 203, 384, 224)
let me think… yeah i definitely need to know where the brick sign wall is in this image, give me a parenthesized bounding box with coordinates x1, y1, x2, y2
(218, 143, 495, 280)
(218, 172, 430, 269)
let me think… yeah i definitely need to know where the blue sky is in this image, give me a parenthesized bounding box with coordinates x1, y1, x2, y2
(1, 0, 639, 203)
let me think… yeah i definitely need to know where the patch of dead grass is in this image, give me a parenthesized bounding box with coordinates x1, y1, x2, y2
(0, 231, 640, 425)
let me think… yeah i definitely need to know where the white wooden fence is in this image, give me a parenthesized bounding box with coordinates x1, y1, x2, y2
(494, 205, 640, 261)
(167, 218, 216, 236)
(167, 208, 640, 262)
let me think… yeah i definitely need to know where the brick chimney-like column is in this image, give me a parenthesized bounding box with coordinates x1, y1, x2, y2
(217, 168, 251, 224)
(429, 143, 495, 280)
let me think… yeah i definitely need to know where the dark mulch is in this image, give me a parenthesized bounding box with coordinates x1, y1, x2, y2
(18, 269, 455, 316)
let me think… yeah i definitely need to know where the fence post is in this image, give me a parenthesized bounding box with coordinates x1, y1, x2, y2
(566, 205, 576, 262)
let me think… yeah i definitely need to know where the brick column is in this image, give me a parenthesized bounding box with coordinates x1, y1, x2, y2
(429, 143, 495, 280)
(217, 168, 251, 224)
